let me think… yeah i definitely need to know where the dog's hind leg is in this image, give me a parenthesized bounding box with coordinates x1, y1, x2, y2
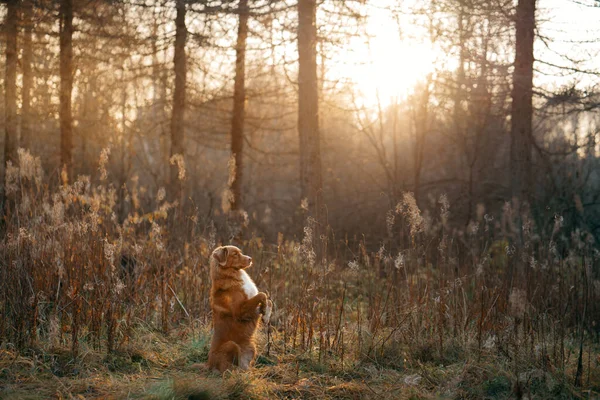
(213, 341, 241, 372)
(239, 343, 256, 370)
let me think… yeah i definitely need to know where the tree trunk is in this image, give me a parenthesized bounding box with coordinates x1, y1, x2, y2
(21, 0, 33, 150)
(3, 0, 18, 194)
(510, 0, 535, 203)
(80, 76, 96, 174)
(297, 0, 322, 217)
(413, 76, 430, 207)
(152, 7, 169, 185)
(230, 0, 249, 211)
(453, 4, 466, 134)
(119, 71, 128, 222)
(170, 0, 187, 199)
(60, 0, 74, 180)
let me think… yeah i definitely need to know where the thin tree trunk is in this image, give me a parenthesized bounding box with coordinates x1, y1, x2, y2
(413, 76, 430, 207)
(152, 7, 169, 185)
(170, 0, 187, 199)
(80, 77, 93, 174)
(510, 0, 536, 203)
(392, 100, 399, 203)
(297, 0, 322, 217)
(60, 0, 74, 180)
(454, 4, 466, 133)
(119, 70, 128, 222)
(467, 31, 491, 224)
(21, 0, 33, 150)
(230, 0, 249, 211)
(4, 0, 18, 189)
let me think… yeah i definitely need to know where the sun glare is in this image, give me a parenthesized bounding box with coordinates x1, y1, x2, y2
(336, 3, 439, 109)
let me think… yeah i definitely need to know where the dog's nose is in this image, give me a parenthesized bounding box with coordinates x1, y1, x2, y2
(248, 257, 252, 262)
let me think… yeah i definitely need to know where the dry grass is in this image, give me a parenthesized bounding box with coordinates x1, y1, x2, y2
(1, 148, 599, 399)
(1, 325, 597, 399)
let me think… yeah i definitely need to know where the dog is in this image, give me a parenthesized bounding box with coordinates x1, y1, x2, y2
(207, 245, 272, 372)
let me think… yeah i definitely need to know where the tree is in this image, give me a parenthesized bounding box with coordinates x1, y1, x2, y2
(3, 0, 18, 199)
(21, 0, 33, 149)
(410, 75, 431, 207)
(230, 0, 249, 211)
(151, 5, 169, 186)
(170, 0, 187, 199)
(510, 0, 536, 204)
(60, 0, 74, 180)
(297, 0, 322, 217)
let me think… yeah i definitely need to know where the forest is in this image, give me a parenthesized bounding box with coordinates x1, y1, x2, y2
(1, 0, 600, 398)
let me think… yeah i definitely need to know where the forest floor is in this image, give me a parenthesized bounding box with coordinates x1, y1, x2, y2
(1, 324, 599, 400)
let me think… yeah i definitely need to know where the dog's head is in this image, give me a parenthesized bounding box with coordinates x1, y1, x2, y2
(211, 245, 253, 270)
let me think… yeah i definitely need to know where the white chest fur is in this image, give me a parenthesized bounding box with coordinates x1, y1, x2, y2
(240, 270, 258, 298)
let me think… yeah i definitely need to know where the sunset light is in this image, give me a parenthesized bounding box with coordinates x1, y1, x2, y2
(2, 0, 600, 397)
(340, 3, 439, 108)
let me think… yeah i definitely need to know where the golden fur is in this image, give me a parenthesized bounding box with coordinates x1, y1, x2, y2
(207, 245, 272, 372)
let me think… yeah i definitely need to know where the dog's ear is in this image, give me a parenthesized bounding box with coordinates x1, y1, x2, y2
(212, 246, 228, 266)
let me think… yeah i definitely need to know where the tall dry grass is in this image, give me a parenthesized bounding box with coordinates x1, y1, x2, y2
(1, 148, 599, 392)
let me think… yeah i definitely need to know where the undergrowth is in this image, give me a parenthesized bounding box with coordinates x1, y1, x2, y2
(1, 148, 599, 399)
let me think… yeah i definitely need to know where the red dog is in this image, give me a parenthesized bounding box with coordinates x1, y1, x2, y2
(207, 245, 272, 372)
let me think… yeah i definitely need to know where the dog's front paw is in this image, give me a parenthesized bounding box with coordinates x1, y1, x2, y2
(261, 299, 272, 325)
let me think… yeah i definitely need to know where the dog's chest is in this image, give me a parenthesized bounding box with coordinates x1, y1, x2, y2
(240, 270, 258, 298)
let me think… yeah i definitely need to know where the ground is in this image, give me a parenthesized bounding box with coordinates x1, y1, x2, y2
(1, 325, 598, 400)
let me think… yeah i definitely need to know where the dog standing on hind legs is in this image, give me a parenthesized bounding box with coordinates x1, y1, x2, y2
(207, 245, 272, 372)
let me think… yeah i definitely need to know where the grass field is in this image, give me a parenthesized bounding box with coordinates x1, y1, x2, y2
(2, 322, 598, 399)
(1, 150, 599, 399)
